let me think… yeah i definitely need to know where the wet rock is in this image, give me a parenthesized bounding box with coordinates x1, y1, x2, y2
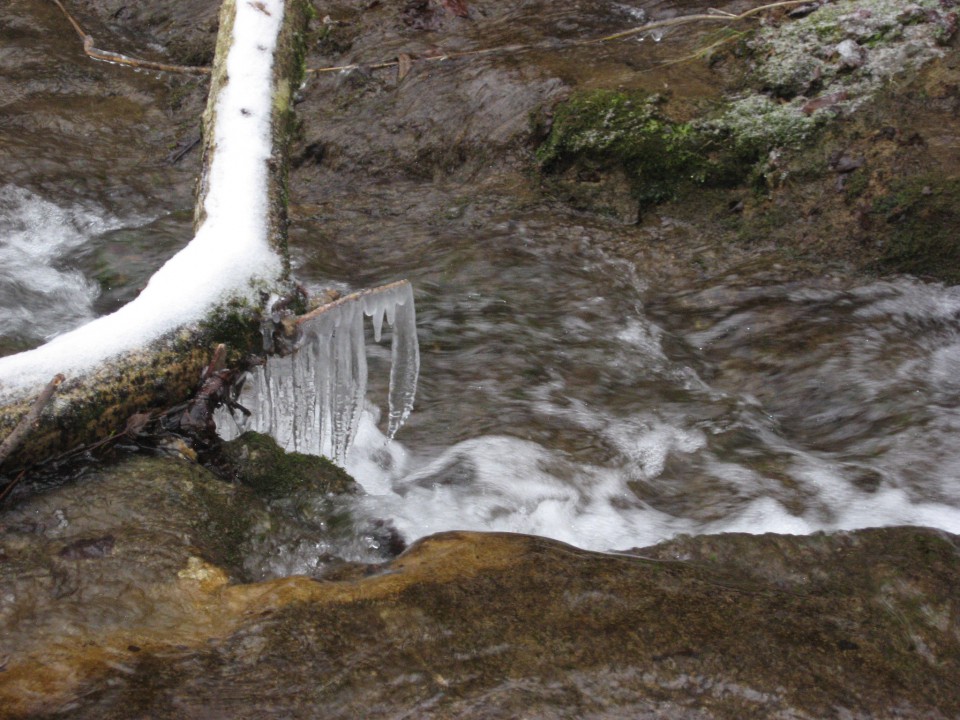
(221, 431, 358, 499)
(831, 152, 866, 172)
(0, 454, 271, 716)
(1, 527, 958, 719)
(57, 534, 116, 559)
(0, 0, 213, 214)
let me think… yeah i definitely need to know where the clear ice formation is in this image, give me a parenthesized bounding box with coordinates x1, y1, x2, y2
(217, 281, 419, 465)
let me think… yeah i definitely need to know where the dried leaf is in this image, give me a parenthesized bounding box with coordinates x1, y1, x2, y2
(441, 0, 469, 18)
(124, 411, 153, 437)
(248, 1, 271, 15)
(397, 53, 413, 82)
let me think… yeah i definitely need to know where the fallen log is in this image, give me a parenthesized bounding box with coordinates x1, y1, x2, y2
(0, 0, 314, 474)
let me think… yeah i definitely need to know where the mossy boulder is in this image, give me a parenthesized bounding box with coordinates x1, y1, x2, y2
(535, 89, 828, 220)
(534, 0, 960, 281)
(536, 90, 711, 213)
(221, 430, 358, 498)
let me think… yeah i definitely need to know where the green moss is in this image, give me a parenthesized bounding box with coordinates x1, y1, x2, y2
(751, 0, 948, 99)
(190, 474, 260, 572)
(197, 299, 264, 358)
(870, 178, 960, 282)
(222, 431, 358, 499)
(708, 95, 822, 158)
(536, 90, 713, 209)
(537, 90, 827, 213)
(843, 168, 870, 200)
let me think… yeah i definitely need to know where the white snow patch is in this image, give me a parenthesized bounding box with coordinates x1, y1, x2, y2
(0, 0, 286, 400)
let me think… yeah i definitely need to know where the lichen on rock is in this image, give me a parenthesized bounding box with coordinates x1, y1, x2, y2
(753, 0, 956, 103)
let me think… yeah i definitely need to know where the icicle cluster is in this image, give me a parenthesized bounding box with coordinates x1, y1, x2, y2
(216, 281, 419, 465)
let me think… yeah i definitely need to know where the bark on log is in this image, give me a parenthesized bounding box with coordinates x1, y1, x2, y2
(0, 0, 314, 475)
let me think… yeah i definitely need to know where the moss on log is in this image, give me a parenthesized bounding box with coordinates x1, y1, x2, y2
(0, 0, 316, 475)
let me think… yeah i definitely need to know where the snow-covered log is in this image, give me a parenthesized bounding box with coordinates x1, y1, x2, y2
(0, 0, 314, 472)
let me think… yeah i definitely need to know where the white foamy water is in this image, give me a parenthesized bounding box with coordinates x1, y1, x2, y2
(0, 186, 115, 344)
(322, 274, 960, 556)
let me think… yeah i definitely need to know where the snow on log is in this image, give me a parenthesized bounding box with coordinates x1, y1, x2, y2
(0, 0, 314, 472)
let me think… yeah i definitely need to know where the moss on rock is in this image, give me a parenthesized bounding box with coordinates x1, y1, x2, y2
(221, 430, 358, 499)
(869, 178, 960, 281)
(536, 90, 710, 212)
(535, 89, 826, 217)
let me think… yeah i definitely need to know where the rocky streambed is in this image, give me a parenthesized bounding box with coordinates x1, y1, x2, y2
(2, 0, 960, 716)
(2, 446, 959, 718)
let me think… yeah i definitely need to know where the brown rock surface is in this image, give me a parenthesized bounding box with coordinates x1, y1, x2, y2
(1, 455, 959, 718)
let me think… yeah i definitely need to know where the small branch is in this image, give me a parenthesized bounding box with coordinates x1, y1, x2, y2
(305, 0, 817, 76)
(0, 470, 28, 507)
(296, 280, 411, 325)
(50, 0, 211, 76)
(584, 0, 816, 44)
(82, 36, 212, 75)
(0, 374, 65, 469)
(51, 0, 818, 79)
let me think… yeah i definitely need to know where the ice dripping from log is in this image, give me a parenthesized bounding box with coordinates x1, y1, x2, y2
(217, 281, 419, 464)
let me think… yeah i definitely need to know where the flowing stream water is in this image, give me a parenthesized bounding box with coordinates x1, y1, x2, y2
(3, 0, 960, 580)
(290, 205, 960, 562)
(4, 182, 960, 570)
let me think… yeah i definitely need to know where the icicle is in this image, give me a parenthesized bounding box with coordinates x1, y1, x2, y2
(384, 285, 419, 438)
(215, 280, 419, 466)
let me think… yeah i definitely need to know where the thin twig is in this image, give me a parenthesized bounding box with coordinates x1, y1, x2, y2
(51, 0, 816, 78)
(296, 280, 411, 325)
(0, 470, 28, 506)
(0, 374, 65, 470)
(305, 0, 817, 76)
(583, 0, 815, 44)
(50, 0, 211, 75)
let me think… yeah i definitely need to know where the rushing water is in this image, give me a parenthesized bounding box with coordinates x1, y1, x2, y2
(291, 208, 960, 559)
(3, 0, 960, 575)
(4, 185, 960, 566)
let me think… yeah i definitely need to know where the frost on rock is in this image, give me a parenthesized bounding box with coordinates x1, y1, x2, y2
(216, 281, 419, 465)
